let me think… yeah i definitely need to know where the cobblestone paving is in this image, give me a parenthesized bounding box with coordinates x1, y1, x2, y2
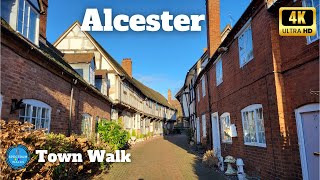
(94, 134, 226, 180)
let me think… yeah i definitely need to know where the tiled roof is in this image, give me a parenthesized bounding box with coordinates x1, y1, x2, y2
(64, 53, 94, 64)
(131, 78, 174, 109)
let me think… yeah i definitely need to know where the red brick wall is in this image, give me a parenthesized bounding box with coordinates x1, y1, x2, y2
(195, 74, 211, 146)
(1, 44, 111, 135)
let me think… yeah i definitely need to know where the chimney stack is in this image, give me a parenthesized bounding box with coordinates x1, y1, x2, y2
(122, 58, 132, 77)
(206, 0, 221, 57)
(168, 89, 172, 102)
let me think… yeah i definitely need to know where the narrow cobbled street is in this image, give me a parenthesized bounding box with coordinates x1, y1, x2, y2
(94, 134, 225, 180)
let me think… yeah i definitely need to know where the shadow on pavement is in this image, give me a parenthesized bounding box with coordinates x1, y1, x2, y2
(163, 134, 226, 180)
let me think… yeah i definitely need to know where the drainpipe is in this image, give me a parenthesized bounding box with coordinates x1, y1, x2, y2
(206, 71, 213, 149)
(68, 79, 77, 136)
(193, 83, 198, 143)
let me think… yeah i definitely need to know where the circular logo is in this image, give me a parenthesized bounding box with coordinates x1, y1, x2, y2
(6, 144, 31, 170)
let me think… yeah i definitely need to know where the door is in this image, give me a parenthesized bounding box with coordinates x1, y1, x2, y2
(211, 112, 224, 171)
(196, 117, 200, 144)
(295, 104, 320, 180)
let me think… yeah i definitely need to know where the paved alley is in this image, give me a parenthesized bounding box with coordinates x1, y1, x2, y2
(94, 134, 226, 180)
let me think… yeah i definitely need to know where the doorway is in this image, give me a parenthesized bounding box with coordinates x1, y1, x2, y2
(211, 112, 223, 171)
(295, 103, 319, 180)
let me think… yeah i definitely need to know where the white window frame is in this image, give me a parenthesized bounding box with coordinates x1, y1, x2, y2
(19, 99, 51, 132)
(303, 0, 319, 44)
(220, 112, 232, 143)
(201, 76, 206, 97)
(216, 58, 223, 86)
(202, 114, 207, 137)
(241, 104, 266, 147)
(17, 0, 40, 45)
(236, 19, 254, 68)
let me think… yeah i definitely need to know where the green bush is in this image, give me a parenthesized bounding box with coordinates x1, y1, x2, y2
(98, 120, 130, 151)
(131, 130, 136, 137)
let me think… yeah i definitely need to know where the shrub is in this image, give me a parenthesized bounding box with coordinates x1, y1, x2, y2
(202, 150, 219, 168)
(0, 120, 110, 180)
(97, 120, 130, 151)
(131, 130, 136, 137)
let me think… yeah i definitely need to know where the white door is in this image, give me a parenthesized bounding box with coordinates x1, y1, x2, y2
(295, 104, 320, 180)
(196, 117, 200, 143)
(211, 112, 224, 171)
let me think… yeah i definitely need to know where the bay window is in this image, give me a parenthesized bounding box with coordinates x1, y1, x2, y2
(19, 99, 51, 132)
(241, 104, 266, 147)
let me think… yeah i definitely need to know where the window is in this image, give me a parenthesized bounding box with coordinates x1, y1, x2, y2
(81, 114, 92, 138)
(19, 99, 51, 132)
(241, 104, 266, 147)
(75, 69, 84, 77)
(220, 112, 232, 143)
(216, 58, 223, 85)
(238, 21, 254, 67)
(202, 76, 206, 97)
(197, 87, 200, 102)
(17, 0, 40, 44)
(304, 0, 319, 43)
(202, 114, 206, 137)
(95, 78, 102, 91)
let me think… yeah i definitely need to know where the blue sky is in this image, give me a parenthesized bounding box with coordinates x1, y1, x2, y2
(47, 0, 250, 98)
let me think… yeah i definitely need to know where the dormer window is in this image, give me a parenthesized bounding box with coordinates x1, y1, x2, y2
(17, 0, 40, 44)
(1, 0, 40, 45)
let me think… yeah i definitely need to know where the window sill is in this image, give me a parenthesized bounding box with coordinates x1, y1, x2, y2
(16, 31, 39, 47)
(307, 37, 319, 45)
(244, 142, 266, 148)
(240, 57, 254, 68)
(216, 81, 223, 86)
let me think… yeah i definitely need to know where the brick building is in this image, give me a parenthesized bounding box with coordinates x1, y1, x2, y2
(1, 0, 113, 136)
(178, 0, 319, 179)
